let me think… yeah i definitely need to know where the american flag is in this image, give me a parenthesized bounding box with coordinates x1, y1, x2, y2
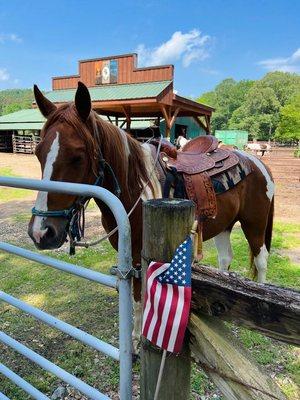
(142, 236, 192, 353)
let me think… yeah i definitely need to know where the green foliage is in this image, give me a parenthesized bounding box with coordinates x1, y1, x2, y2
(0, 88, 33, 116)
(275, 93, 300, 142)
(229, 84, 281, 139)
(197, 78, 254, 132)
(198, 72, 300, 141)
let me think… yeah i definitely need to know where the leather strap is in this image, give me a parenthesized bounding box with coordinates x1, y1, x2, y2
(183, 172, 217, 219)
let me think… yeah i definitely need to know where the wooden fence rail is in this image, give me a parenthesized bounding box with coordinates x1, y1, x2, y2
(191, 264, 300, 346)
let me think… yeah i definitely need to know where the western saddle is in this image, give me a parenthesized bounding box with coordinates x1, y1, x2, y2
(153, 135, 240, 219)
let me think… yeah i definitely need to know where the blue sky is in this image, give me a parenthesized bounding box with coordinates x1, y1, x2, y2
(0, 0, 299, 97)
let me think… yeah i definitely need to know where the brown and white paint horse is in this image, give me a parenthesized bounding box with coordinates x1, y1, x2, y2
(28, 82, 274, 351)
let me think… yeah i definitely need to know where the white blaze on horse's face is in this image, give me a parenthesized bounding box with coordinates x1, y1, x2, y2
(32, 132, 60, 243)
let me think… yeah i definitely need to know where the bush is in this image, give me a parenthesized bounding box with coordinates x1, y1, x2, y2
(293, 149, 300, 158)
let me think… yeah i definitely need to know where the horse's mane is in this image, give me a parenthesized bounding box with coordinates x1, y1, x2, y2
(42, 103, 150, 200)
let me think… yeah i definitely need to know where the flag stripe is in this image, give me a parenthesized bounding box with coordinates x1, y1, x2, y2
(151, 283, 169, 344)
(167, 285, 185, 352)
(146, 281, 162, 341)
(142, 262, 169, 333)
(174, 289, 191, 352)
(142, 279, 157, 337)
(156, 284, 173, 347)
(161, 285, 179, 350)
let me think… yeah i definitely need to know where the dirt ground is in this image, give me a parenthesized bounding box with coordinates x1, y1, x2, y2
(1, 147, 299, 221)
(0, 148, 299, 264)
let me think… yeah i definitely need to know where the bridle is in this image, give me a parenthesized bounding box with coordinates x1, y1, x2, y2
(31, 156, 121, 255)
(31, 125, 163, 255)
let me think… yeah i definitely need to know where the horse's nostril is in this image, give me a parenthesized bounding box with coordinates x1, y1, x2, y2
(45, 225, 56, 240)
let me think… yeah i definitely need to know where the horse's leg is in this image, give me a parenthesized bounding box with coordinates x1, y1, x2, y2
(132, 298, 142, 355)
(132, 276, 142, 355)
(240, 221, 269, 283)
(214, 229, 233, 271)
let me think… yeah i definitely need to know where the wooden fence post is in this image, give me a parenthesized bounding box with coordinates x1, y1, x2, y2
(140, 199, 195, 400)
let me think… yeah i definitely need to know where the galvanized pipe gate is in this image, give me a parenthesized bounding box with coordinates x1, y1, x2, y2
(0, 177, 133, 400)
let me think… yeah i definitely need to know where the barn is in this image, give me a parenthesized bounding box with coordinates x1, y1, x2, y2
(0, 53, 214, 153)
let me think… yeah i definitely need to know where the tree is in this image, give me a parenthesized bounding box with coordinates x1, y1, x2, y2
(197, 71, 300, 139)
(197, 78, 254, 132)
(0, 89, 33, 116)
(260, 72, 300, 106)
(229, 85, 281, 140)
(2, 103, 24, 115)
(275, 93, 300, 143)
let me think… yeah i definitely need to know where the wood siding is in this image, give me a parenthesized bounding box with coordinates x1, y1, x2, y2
(52, 54, 173, 90)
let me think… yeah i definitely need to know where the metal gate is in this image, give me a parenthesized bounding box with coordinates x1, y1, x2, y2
(0, 176, 133, 400)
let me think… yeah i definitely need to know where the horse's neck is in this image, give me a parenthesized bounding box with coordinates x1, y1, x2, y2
(97, 141, 162, 212)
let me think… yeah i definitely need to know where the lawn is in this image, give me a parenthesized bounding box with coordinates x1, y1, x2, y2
(0, 167, 33, 203)
(0, 215, 299, 399)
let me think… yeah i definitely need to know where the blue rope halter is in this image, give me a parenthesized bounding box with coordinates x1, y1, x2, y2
(31, 158, 121, 255)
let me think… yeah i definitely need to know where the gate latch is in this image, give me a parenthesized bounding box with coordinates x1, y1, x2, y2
(110, 266, 141, 279)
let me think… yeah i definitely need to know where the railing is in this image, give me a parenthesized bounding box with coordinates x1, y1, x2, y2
(0, 177, 133, 400)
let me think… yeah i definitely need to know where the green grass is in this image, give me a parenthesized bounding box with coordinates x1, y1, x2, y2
(0, 220, 299, 399)
(0, 167, 33, 202)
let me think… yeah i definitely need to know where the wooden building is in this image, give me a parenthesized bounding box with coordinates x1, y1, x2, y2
(0, 53, 215, 153)
(0, 109, 44, 153)
(46, 53, 214, 138)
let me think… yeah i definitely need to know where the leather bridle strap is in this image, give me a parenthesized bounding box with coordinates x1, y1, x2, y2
(31, 157, 121, 254)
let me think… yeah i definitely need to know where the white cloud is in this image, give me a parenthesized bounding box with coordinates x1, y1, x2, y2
(0, 68, 9, 81)
(0, 33, 22, 44)
(136, 29, 211, 68)
(258, 48, 300, 73)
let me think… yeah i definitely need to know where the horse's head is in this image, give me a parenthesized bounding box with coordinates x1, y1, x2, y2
(28, 82, 98, 250)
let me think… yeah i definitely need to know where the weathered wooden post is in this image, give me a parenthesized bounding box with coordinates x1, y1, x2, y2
(140, 199, 195, 400)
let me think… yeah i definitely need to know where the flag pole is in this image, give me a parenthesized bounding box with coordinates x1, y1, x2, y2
(154, 349, 167, 400)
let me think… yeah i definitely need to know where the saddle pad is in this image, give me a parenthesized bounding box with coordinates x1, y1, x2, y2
(212, 151, 253, 194)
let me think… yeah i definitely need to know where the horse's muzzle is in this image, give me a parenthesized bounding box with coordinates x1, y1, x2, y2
(28, 216, 68, 250)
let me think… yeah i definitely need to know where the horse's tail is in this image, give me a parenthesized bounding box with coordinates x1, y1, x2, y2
(265, 196, 274, 253)
(250, 196, 274, 279)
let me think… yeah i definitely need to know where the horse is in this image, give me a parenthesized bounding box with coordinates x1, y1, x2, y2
(246, 142, 271, 156)
(175, 135, 190, 149)
(28, 82, 275, 352)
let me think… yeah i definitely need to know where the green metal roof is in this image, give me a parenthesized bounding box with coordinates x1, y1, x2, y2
(0, 108, 155, 131)
(46, 80, 172, 103)
(0, 109, 45, 131)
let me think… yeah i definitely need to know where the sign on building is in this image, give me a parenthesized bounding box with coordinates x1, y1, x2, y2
(95, 59, 118, 85)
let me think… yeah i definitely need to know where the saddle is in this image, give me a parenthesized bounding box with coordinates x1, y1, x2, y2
(154, 135, 240, 219)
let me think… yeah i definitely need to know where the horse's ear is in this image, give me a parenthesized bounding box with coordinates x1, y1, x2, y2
(33, 84, 57, 118)
(75, 81, 91, 122)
